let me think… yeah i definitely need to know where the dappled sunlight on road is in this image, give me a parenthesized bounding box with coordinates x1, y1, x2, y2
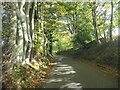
(44, 56, 82, 89)
(46, 78, 63, 83)
(51, 64, 76, 75)
(60, 82, 82, 88)
(44, 55, 118, 88)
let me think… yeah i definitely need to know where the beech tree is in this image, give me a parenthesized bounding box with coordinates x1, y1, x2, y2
(14, 1, 36, 63)
(2, 1, 37, 69)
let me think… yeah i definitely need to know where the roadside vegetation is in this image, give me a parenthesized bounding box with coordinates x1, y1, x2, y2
(57, 36, 119, 77)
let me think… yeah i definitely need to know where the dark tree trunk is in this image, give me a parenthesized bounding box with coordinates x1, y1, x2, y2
(92, 2, 99, 43)
(109, 1, 113, 41)
(49, 33, 53, 55)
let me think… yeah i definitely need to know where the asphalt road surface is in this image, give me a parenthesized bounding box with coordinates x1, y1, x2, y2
(44, 56, 118, 89)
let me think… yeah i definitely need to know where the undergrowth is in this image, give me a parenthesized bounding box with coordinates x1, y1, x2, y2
(57, 36, 119, 76)
(2, 55, 55, 89)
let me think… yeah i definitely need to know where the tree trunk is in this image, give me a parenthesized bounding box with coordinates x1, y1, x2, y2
(109, 1, 113, 41)
(49, 33, 53, 55)
(17, 1, 29, 63)
(15, 1, 35, 64)
(40, 2, 47, 57)
(15, 2, 24, 63)
(24, 2, 32, 61)
(29, 2, 37, 60)
(92, 2, 99, 43)
(103, 10, 107, 41)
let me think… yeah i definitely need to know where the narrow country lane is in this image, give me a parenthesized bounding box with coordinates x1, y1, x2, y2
(44, 56, 118, 88)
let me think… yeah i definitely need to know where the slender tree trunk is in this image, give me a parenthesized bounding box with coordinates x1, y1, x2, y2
(103, 10, 107, 41)
(25, 2, 32, 61)
(10, 4, 19, 68)
(104, 31, 106, 40)
(109, 1, 113, 41)
(29, 2, 36, 60)
(92, 2, 99, 43)
(40, 2, 47, 57)
(15, 2, 24, 63)
(49, 33, 53, 55)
